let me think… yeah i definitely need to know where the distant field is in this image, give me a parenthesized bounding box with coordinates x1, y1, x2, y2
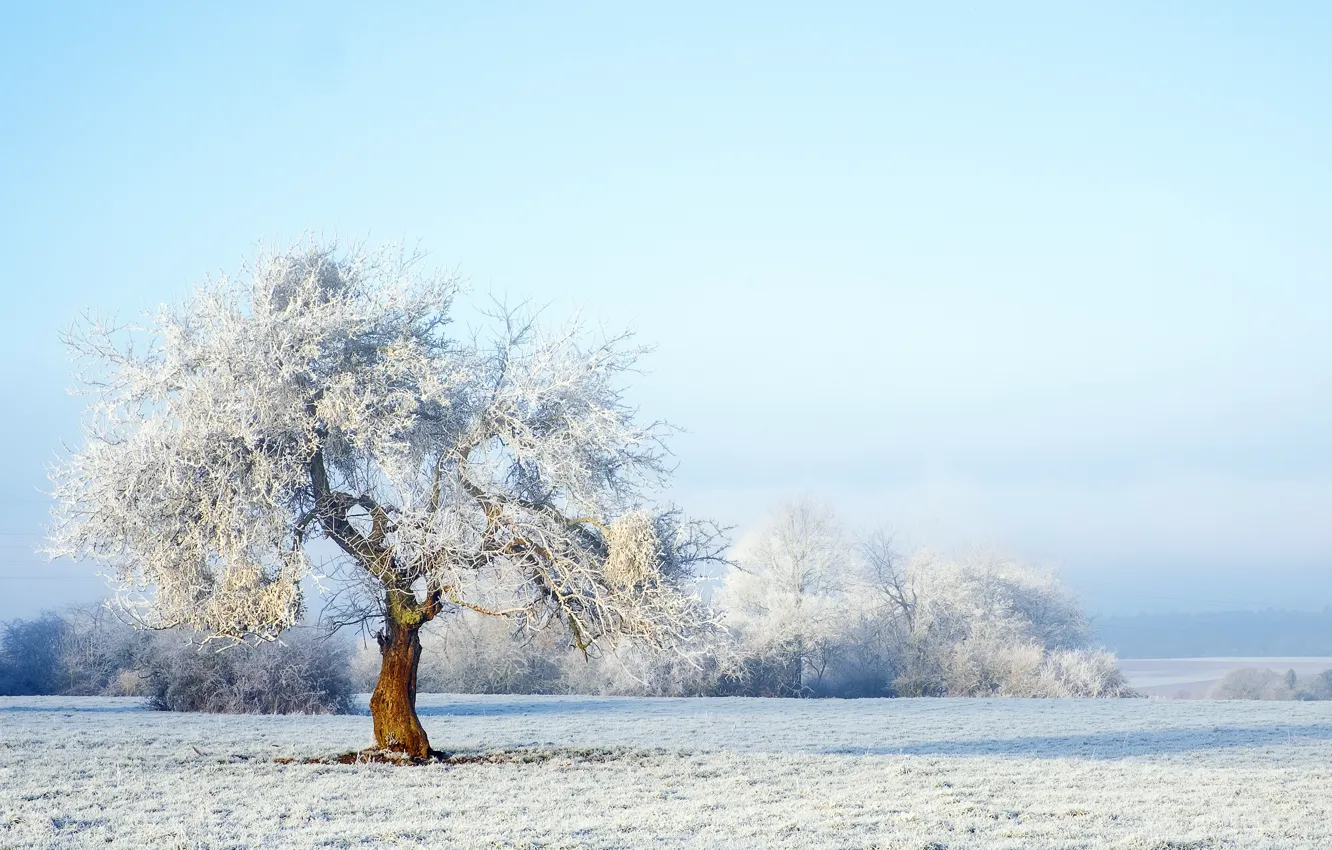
(4, 695, 1332, 848)
(1119, 657, 1332, 697)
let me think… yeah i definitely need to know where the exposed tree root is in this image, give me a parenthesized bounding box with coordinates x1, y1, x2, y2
(276, 746, 641, 767)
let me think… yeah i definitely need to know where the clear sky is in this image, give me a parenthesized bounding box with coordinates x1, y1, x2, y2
(2, 1, 1329, 620)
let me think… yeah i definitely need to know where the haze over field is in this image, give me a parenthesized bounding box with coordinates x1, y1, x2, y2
(2, 3, 1330, 620)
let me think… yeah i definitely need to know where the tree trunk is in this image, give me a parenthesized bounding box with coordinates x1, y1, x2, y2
(786, 635, 805, 697)
(369, 617, 432, 758)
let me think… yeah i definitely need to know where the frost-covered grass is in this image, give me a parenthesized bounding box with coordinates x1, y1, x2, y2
(3, 695, 1332, 848)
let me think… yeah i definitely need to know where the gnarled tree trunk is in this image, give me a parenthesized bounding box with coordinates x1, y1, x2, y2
(369, 616, 431, 758)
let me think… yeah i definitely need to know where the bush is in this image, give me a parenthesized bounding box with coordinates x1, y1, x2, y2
(930, 638, 1133, 698)
(53, 605, 155, 695)
(940, 636, 1051, 697)
(1208, 667, 1293, 700)
(1040, 649, 1137, 698)
(0, 615, 69, 695)
(0, 604, 355, 714)
(1297, 669, 1332, 701)
(145, 629, 354, 714)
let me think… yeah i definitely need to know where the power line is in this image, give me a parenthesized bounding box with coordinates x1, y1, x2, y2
(3, 576, 103, 580)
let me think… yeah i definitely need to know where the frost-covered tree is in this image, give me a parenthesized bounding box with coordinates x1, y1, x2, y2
(868, 548, 1100, 696)
(716, 498, 848, 695)
(714, 503, 1131, 699)
(48, 241, 723, 757)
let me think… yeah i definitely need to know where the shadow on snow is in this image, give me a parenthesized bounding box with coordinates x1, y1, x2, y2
(822, 724, 1332, 759)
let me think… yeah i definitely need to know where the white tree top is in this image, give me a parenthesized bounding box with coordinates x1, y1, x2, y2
(48, 241, 723, 647)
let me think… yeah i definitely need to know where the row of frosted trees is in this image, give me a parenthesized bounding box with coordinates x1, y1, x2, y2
(356, 499, 1134, 699)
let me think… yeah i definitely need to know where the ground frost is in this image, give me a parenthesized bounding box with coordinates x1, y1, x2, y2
(2, 695, 1331, 848)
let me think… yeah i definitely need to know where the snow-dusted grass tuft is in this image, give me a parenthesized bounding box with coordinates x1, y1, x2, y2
(3, 694, 1332, 848)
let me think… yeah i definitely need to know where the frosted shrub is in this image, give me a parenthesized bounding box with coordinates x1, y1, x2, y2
(1209, 668, 1296, 700)
(934, 633, 1136, 698)
(146, 629, 355, 714)
(0, 615, 69, 695)
(941, 634, 1052, 697)
(53, 604, 156, 695)
(1040, 649, 1137, 698)
(112, 669, 149, 697)
(1000, 644, 1063, 697)
(822, 606, 901, 697)
(2, 604, 355, 712)
(1297, 670, 1332, 701)
(0, 605, 154, 696)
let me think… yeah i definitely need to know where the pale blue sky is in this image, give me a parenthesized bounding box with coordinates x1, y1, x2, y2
(2, 1, 1330, 619)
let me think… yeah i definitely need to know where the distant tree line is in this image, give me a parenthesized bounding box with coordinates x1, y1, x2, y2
(1210, 666, 1332, 700)
(1095, 609, 1332, 658)
(6, 500, 1142, 709)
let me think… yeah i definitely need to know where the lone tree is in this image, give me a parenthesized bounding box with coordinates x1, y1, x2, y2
(48, 241, 723, 757)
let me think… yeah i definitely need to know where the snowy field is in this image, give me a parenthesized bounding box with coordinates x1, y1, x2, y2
(4, 695, 1332, 849)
